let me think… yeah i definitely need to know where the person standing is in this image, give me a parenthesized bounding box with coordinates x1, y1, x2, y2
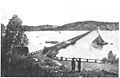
(77, 58, 81, 72)
(71, 57, 75, 71)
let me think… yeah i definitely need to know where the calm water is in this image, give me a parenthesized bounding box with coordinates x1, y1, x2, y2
(25, 31, 119, 59)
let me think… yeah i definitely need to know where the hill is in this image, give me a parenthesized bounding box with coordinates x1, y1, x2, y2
(22, 21, 119, 31)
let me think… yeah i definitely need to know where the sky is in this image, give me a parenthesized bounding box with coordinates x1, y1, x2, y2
(0, 0, 120, 26)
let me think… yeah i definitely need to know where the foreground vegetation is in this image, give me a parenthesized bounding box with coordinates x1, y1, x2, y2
(2, 58, 118, 77)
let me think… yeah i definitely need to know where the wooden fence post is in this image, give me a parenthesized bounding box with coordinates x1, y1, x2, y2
(86, 59, 88, 62)
(65, 58, 67, 61)
(61, 56, 63, 61)
(95, 60, 97, 63)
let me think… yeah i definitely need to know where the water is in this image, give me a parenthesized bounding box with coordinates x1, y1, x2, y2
(25, 31, 119, 59)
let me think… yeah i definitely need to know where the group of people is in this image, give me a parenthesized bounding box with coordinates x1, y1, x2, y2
(71, 57, 81, 72)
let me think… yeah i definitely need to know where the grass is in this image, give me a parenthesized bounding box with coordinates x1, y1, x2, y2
(59, 60, 118, 77)
(62, 69, 118, 77)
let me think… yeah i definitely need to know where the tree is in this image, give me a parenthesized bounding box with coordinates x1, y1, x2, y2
(1, 23, 7, 76)
(5, 14, 28, 51)
(1, 24, 6, 34)
(101, 50, 119, 64)
(108, 50, 116, 63)
(1, 15, 29, 76)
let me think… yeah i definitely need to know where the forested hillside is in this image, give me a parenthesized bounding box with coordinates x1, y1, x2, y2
(22, 21, 119, 31)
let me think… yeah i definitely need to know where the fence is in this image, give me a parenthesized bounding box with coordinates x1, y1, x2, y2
(56, 57, 102, 62)
(28, 51, 104, 72)
(54, 56, 103, 72)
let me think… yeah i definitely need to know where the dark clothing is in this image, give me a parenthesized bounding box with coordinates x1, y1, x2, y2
(77, 58, 81, 72)
(71, 58, 75, 71)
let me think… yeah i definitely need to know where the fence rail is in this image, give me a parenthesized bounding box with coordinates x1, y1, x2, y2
(28, 51, 105, 72)
(56, 57, 102, 63)
(54, 56, 104, 72)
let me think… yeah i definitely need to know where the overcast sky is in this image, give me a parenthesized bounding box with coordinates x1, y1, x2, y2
(0, 0, 119, 26)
